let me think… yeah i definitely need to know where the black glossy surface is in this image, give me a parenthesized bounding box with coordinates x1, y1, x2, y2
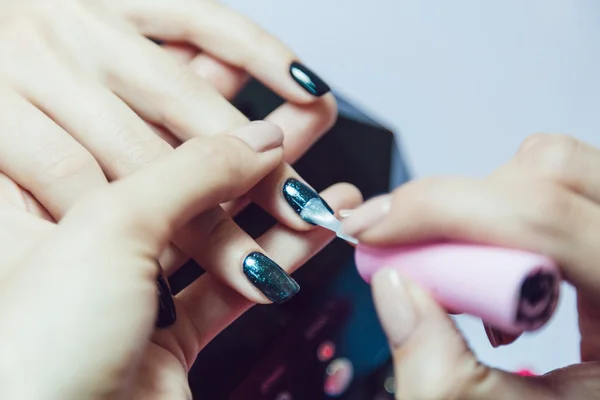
(290, 62, 331, 97)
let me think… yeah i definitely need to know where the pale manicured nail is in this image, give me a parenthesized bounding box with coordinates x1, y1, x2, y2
(341, 194, 391, 236)
(339, 209, 353, 218)
(372, 269, 416, 347)
(229, 121, 284, 153)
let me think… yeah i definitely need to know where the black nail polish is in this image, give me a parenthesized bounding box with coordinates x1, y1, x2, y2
(289, 62, 331, 97)
(282, 178, 334, 224)
(243, 252, 300, 304)
(156, 275, 176, 328)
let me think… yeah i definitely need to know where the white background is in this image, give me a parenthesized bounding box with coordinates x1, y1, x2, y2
(222, 0, 600, 373)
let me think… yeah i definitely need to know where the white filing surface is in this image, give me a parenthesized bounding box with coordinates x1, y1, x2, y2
(222, 0, 600, 373)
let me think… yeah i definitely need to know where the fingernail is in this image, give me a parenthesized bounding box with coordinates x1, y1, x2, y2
(339, 209, 353, 218)
(372, 269, 416, 347)
(484, 324, 504, 348)
(243, 252, 300, 304)
(156, 274, 176, 328)
(341, 195, 391, 236)
(289, 61, 331, 97)
(282, 178, 334, 224)
(229, 121, 284, 152)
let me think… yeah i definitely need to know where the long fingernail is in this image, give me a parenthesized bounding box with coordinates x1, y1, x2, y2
(243, 252, 300, 304)
(341, 194, 391, 236)
(290, 61, 331, 97)
(372, 269, 416, 347)
(156, 275, 176, 328)
(229, 121, 284, 152)
(282, 178, 334, 224)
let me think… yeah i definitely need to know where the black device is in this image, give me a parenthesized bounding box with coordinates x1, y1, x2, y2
(169, 81, 409, 399)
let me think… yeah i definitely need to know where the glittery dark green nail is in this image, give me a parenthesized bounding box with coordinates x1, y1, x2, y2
(243, 252, 300, 304)
(282, 178, 334, 224)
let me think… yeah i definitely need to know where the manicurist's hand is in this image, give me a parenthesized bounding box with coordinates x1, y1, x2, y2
(343, 134, 600, 399)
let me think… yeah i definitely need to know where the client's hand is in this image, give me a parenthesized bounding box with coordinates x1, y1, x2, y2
(0, 122, 360, 399)
(0, 0, 338, 304)
(343, 134, 600, 399)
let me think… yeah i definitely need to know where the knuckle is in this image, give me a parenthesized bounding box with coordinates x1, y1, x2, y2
(522, 183, 575, 238)
(120, 137, 171, 171)
(151, 67, 202, 128)
(35, 149, 101, 187)
(188, 136, 246, 187)
(0, 15, 48, 65)
(517, 133, 580, 175)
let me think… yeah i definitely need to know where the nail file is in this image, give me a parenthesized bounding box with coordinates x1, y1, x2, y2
(297, 197, 560, 334)
(355, 243, 561, 335)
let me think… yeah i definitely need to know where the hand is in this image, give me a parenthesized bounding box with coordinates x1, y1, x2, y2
(0, 0, 337, 304)
(91, 0, 332, 102)
(343, 134, 600, 399)
(0, 122, 361, 399)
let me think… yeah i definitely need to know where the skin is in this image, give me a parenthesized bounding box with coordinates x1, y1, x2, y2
(0, 0, 338, 304)
(343, 133, 600, 399)
(0, 122, 362, 400)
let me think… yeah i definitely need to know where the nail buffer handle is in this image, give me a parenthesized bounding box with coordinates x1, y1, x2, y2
(355, 243, 561, 334)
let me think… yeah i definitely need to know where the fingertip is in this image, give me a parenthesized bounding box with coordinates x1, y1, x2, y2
(341, 194, 391, 238)
(227, 121, 284, 153)
(320, 182, 363, 210)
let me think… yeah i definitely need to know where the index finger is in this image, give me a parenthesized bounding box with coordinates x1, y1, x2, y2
(63, 122, 283, 246)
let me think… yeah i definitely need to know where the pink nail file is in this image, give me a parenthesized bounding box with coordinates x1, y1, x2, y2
(355, 243, 561, 334)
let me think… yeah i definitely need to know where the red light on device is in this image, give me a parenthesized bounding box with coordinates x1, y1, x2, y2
(318, 341, 336, 362)
(516, 369, 536, 377)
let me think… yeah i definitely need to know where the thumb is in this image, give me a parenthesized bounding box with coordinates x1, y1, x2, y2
(372, 269, 554, 400)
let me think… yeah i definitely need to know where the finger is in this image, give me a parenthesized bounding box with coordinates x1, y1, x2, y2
(108, 37, 338, 230)
(0, 204, 53, 277)
(167, 183, 362, 363)
(160, 43, 248, 100)
(106, 34, 248, 137)
(160, 42, 198, 63)
(233, 95, 338, 223)
(0, 173, 52, 221)
(497, 133, 600, 203)
(63, 121, 284, 252)
(372, 270, 553, 399)
(20, 59, 176, 181)
(341, 178, 600, 297)
(119, 0, 331, 101)
(0, 90, 107, 219)
(172, 205, 301, 304)
(223, 95, 338, 218)
(188, 53, 249, 101)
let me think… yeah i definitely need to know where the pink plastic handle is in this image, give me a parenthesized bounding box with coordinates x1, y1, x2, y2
(356, 243, 561, 334)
